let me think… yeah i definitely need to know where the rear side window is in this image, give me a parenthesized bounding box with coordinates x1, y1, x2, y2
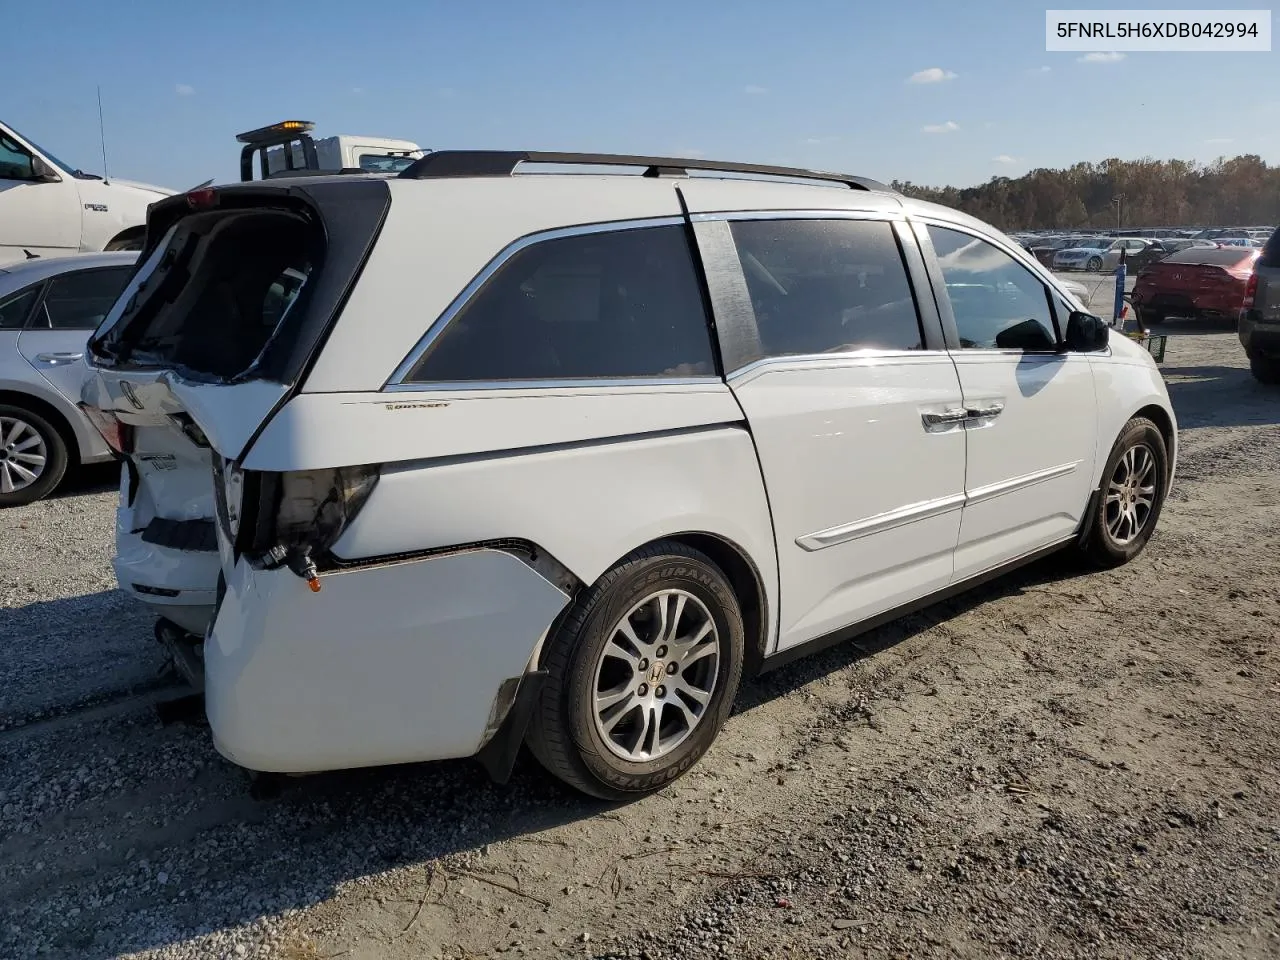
(729, 218, 923, 357)
(404, 225, 716, 383)
(0, 285, 39, 330)
(35, 268, 133, 330)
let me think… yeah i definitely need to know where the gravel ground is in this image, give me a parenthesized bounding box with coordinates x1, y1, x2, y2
(2, 304, 1277, 960)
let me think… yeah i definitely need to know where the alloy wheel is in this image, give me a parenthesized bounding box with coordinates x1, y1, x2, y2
(591, 589, 721, 762)
(0, 416, 48, 495)
(1104, 442, 1157, 545)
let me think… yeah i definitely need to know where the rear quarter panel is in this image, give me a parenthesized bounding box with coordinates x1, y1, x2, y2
(330, 421, 780, 653)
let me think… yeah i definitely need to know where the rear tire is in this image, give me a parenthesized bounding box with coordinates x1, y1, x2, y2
(526, 541, 744, 800)
(1250, 354, 1280, 385)
(1138, 306, 1164, 326)
(1086, 256, 1103, 272)
(0, 404, 69, 507)
(1081, 417, 1168, 568)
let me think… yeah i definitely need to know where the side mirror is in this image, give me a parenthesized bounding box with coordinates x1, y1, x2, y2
(1063, 311, 1110, 352)
(31, 156, 61, 182)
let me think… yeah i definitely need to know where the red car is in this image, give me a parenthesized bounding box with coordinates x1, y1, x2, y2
(1132, 247, 1261, 326)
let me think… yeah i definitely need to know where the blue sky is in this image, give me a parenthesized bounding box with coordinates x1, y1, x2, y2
(3, 0, 1274, 191)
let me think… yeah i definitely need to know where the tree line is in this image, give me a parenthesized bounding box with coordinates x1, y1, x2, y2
(891, 155, 1279, 231)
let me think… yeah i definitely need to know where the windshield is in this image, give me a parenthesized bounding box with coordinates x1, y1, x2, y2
(13, 133, 78, 175)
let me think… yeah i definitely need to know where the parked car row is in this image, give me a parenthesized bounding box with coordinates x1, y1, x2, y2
(1013, 232, 1242, 273)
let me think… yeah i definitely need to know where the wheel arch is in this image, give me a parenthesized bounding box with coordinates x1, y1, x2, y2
(0, 388, 81, 467)
(1134, 402, 1176, 470)
(533, 531, 772, 679)
(104, 225, 146, 251)
(663, 532, 770, 679)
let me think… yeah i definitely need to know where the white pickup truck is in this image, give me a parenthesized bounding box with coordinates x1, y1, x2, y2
(0, 120, 174, 266)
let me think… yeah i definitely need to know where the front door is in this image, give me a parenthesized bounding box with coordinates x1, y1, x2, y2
(920, 223, 1099, 581)
(697, 212, 968, 652)
(0, 127, 79, 261)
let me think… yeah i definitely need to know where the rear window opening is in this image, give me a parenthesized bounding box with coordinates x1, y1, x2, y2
(92, 206, 324, 382)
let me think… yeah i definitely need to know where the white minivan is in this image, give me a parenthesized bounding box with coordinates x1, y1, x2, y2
(0, 121, 173, 266)
(81, 153, 1176, 798)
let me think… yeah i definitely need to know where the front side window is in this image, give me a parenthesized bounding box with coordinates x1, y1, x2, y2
(0, 134, 36, 182)
(36, 268, 134, 330)
(927, 225, 1058, 351)
(404, 224, 716, 383)
(729, 218, 923, 358)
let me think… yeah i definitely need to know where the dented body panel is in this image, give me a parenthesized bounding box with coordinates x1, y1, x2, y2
(205, 548, 569, 772)
(331, 423, 779, 643)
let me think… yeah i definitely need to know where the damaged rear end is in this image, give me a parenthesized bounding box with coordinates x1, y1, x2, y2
(82, 176, 574, 777)
(81, 178, 391, 634)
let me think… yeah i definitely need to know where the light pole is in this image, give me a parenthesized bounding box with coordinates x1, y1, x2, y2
(1112, 194, 1126, 230)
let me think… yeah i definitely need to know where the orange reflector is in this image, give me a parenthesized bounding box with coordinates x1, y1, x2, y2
(307, 577, 322, 593)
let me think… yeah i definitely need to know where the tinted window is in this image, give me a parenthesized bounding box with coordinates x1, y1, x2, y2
(406, 225, 715, 382)
(927, 225, 1057, 351)
(36, 268, 133, 330)
(729, 219, 922, 357)
(0, 285, 40, 330)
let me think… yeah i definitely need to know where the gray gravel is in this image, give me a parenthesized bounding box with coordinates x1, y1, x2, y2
(0, 467, 168, 730)
(1, 324, 1277, 960)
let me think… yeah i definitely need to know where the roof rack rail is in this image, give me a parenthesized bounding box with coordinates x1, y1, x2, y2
(396, 150, 891, 192)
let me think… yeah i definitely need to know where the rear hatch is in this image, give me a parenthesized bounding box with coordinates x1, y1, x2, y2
(80, 178, 390, 607)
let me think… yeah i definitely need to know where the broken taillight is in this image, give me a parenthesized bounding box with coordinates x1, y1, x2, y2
(78, 404, 134, 455)
(225, 463, 381, 592)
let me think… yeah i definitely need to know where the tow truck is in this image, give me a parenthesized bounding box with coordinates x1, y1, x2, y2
(235, 120, 425, 181)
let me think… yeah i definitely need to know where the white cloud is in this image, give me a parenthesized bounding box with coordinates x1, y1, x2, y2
(1029, 65, 1052, 74)
(351, 86, 365, 95)
(1205, 137, 1234, 144)
(908, 67, 957, 84)
(743, 84, 768, 95)
(993, 154, 1021, 164)
(1078, 51, 1125, 63)
(175, 84, 195, 96)
(922, 121, 959, 134)
(803, 136, 840, 145)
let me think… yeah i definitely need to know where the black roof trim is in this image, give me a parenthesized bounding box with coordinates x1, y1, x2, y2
(397, 151, 891, 192)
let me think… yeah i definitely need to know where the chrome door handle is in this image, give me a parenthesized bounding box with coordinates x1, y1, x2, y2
(35, 352, 84, 365)
(965, 402, 1005, 420)
(922, 408, 969, 429)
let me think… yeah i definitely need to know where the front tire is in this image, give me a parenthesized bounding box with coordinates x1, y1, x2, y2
(1086, 256, 1103, 272)
(1081, 417, 1168, 567)
(526, 541, 745, 800)
(1250, 353, 1280, 385)
(0, 404, 69, 507)
(104, 232, 144, 252)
